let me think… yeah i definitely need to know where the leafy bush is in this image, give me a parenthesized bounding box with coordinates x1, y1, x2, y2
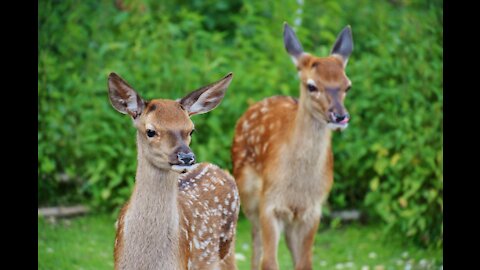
(38, 0, 442, 248)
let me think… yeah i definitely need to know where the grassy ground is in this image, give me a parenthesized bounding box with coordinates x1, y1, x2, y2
(38, 214, 442, 270)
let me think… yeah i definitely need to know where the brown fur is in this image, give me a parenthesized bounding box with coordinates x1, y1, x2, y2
(113, 100, 240, 269)
(109, 72, 239, 270)
(232, 53, 350, 270)
(114, 200, 130, 267)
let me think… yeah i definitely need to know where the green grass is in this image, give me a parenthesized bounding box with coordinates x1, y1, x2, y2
(39, 214, 442, 270)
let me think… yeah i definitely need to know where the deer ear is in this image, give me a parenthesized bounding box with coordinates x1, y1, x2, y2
(331, 25, 353, 66)
(180, 73, 233, 116)
(107, 73, 145, 118)
(283, 22, 304, 66)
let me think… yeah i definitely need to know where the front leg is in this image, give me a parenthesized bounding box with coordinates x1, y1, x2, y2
(284, 218, 320, 270)
(259, 206, 281, 270)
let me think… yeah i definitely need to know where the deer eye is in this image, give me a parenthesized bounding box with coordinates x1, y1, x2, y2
(146, 129, 156, 138)
(307, 83, 318, 92)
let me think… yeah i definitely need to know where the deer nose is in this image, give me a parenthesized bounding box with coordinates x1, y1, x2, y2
(331, 112, 350, 124)
(177, 152, 195, 165)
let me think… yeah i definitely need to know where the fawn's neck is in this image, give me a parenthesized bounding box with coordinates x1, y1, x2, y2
(290, 92, 331, 152)
(122, 135, 182, 269)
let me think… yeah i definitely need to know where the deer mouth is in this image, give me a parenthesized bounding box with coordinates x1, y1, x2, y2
(170, 163, 199, 174)
(326, 121, 349, 131)
(327, 112, 349, 131)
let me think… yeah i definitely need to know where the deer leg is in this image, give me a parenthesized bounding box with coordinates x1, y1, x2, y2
(220, 237, 238, 270)
(285, 223, 300, 266)
(250, 219, 263, 270)
(286, 219, 320, 270)
(259, 207, 281, 270)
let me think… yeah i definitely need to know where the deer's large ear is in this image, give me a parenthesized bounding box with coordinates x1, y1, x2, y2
(108, 73, 145, 118)
(179, 73, 233, 116)
(283, 22, 304, 66)
(331, 26, 353, 67)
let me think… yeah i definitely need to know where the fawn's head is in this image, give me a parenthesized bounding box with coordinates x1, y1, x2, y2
(108, 72, 233, 173)
(284, 23, 353, 131)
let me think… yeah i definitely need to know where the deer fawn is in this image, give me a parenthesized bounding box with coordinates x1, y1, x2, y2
(108, 72, 240, 270)
(231, 23, 353, 270)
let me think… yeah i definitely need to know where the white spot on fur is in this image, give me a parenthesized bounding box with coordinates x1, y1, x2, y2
(258, 125, 265, 134)
(242, 120, 250, 131)
(262, 142, 269, 153)
(193, 237, 200, 249)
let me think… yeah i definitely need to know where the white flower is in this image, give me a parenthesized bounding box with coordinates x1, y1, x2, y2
(235, 253, 246, 261)
(345, 262, 354, 268)
(419, 259, 428, 268)
(368, 252, 377, 259)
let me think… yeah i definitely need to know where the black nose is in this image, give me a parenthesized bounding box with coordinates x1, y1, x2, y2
(333, 112, 350, 123)
(335, 113, 346, 121)
(177, 152, 195, 165)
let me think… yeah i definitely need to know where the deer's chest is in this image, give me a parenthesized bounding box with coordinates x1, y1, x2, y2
(265, 143, 331, 222)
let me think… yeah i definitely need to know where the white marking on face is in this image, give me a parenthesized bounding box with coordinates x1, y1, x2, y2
(326, 122, 349, 131)
(145, 123, 155, 131)
(171, 163, 199, 173)
(307, 78, 316, 88)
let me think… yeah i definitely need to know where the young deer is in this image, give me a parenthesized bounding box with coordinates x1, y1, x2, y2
(108, 72, 240, 270)
(231, 23, 353, 270)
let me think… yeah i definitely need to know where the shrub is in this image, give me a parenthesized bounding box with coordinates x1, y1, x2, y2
(38, 0, 442, 248)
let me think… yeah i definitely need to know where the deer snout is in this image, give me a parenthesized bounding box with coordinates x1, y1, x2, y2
(330, 111, 350, 124)
(177, 152, 195, 165)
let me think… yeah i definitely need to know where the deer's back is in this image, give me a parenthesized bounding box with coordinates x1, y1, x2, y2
(232, 96, 299, 178)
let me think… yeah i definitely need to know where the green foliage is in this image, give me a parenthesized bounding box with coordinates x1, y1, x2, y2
(38, 0, 442, 248)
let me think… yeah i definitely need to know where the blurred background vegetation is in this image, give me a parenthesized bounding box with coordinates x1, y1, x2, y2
(38, 0, 442, 255)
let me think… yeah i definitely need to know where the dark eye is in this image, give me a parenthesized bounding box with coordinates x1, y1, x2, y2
(146, 129, 156, 138)
(345, 86, 351, 93)
(189, 129, 195, 136)
(307, 83, 318, 92)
